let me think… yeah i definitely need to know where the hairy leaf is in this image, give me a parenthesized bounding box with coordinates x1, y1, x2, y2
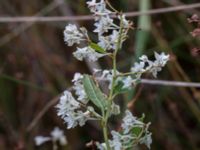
(89, 42, 106, 54)
(83, 75, 108, 111)
(113, 81, 130, 96)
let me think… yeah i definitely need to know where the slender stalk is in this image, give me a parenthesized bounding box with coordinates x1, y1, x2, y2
(105, 0, 119, 13)
(53, 141, 58, 150)
(102, 14, 124, 150)
(102, 120, 111, 150)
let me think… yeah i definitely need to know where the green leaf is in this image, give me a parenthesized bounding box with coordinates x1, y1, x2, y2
(83, 75, 108, 111)
(113, 81, 130, 96)
(89, 42, 106, 54)
(131, 127, 143, 137)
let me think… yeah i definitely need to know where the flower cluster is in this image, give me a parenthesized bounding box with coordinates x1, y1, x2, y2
(63, 0, 132, 62)
(94, 52, 169, 91)
(56, 90, 91, 129)
(72, 73, 88, 103)
(97, 110, 152, 150)
(131, 52, 169, 78)
(56, 0, 170, 149)
(56, 72, 121, 129)
(73, 47, 105, 62)
(35, 127, 67, 146)
(64, 24, 85, 46)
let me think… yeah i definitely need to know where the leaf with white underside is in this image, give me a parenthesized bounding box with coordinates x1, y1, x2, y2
(83, 75, 108, 111)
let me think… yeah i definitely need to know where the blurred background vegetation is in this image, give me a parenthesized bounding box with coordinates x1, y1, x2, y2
(0, 0, 200, 149)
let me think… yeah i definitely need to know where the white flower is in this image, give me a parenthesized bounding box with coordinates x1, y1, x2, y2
(63, 110, 91, 129)
(131, 52, 169, 78)
(56, 91, 91, 129)
(100, 70, 113, 89)
(95, 0, 111, 15)
(98, 36, 110, 50)
(148, 52, 169, 78)
(87, 0, 111, 16)
(56, 91, 80, 118)
(72, 72, 83, 83)
(120, 15, 130, 28)
(94, 16, 114, 35)
(87, 0, 97, 12)
(102, 30, 119, 49)
(98, 69, 122, 89)
(35, 136, 51, 146)
(110, 131, 122, 150)
(73, 47, 105, 62)
(72, 73, 88, 104)
(110, 30, 119, 44)
(64, 24, 84, 46)
(35, 127, 67, 147)
(64, 110, 89, 129)
(131, 62, 145, 79)
(139, 55, 149, 62)
(139, 133, 152, 149)
(122, 110, 144, 134)
(50, 127, 67, 146)
(98, 30, 119, 50)
(122, 76, 133, 89)
(154, 52, 169, 67)
(87, 0, 116, 35)
(96, 142, 107, 150)
(86, 0, 97, 7)
(148, 64, 162, 78)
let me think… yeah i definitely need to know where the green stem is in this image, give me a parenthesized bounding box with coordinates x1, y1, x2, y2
(102, 14, 124, 150)
(102, 120, 111, 150)
(105, 0, 119, 13)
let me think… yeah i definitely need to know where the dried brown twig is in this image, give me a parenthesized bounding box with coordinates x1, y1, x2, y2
(26, 79, 200, 132)
(1, 3, 200, 23)
(141, 79, 200, 88)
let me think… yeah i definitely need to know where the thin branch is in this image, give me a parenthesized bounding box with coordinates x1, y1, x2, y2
(141, 79, 200, 87)
(1, 3, 200, 23)
(26, 87, 72, 132)
(26, 94, 60, 132)
(26, 78, 200, 132)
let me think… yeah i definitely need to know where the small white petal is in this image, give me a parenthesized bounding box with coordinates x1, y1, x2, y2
(64, 24, 84, 46)
(139, 133, 152, 149)
(122, 76, 133, 89)
(131, 62, 145, 73)
(34, 136, 51, 146)
(122, 110, 144, 134)
(50, 127, 67, 145)
(110, 131, 122, 150)
(73, 47, 105, 62)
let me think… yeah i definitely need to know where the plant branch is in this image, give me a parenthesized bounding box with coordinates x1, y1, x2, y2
(1, 3, 200, 23)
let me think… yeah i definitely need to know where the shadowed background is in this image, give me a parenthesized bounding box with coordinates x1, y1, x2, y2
(0, 0, 200, 149)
